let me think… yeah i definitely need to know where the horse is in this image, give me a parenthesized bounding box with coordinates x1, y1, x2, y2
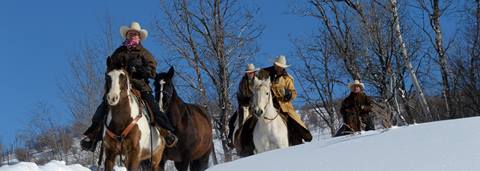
(154, 67, 212, 171)
(250, 77, 289, 153)
(103, 69, 165, 171)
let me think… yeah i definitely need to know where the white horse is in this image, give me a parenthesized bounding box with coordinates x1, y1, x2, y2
(103, 69, 165, 171)
(251, 77, 289, 153)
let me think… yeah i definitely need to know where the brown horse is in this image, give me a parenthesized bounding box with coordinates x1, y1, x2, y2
(103, 69, 165, 171)
(154, 67, 212, 171)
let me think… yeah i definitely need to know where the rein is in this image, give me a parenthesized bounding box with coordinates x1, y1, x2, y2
(105, 113, 143, 150)
(257, 84, 280, 121)
(105, 94, 144, 151)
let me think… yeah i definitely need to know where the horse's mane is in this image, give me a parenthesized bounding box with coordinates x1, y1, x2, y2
(253, 77, 271, 90)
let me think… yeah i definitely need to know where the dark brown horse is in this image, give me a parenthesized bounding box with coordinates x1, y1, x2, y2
(103, 69, 165, 171)
(154, 67, 213, 171)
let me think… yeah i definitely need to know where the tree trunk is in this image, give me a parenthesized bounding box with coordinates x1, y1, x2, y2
(390, 0, 432, 121)
(429, 0, 453, 118)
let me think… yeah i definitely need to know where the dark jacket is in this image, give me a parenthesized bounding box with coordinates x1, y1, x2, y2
(340, 92, 373, 131)
(236, 75, 254, 107)
(106, 44, 157, 92)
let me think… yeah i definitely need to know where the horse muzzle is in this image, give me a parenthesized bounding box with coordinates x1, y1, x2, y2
(253, 109, 263, 118)
(107, 93, 120, 105)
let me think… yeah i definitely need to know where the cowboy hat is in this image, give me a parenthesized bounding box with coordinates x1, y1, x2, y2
(274, 55, 290, 68)
(348, 80, 365, 89)
(120, 22, 148, 40)
(245, 63, 259, 73)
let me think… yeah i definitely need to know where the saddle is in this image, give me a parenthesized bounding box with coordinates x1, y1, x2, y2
(130, 88, 155, 126)
(233, 109, 289, 156)
(130, 88, 170, 137)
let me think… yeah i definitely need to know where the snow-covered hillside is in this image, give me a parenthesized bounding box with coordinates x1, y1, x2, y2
(0, 160, 90, 171)
(2, 117, 479, 171)
(208, 117, 480, 171)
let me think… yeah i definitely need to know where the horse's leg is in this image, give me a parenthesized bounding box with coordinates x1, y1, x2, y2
(159, 156, 167, 171)
(104, 148, 116, 171)
(174, 160, 190, 171)
(190, 151, 210, 171)
(126, 148, 141, 171)
(151, 145, 165, 171)
(275, 119, 290, 149)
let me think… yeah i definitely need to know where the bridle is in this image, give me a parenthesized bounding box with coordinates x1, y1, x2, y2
(254, 83, 280, 121)
(158, 79, 173, 112)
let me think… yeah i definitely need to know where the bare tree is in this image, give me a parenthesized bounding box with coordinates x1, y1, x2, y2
(302, 0, 363, 80)
(154, 0, 263, 161)
(450, 0, 480, 116)
(389, 0, 432, 121)
(416, 0, 455, 118)
(293, 34, 341, 136)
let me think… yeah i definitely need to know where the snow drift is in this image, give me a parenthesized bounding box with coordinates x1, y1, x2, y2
(0, 160, 90, 171)
(208, 117, 480, 171)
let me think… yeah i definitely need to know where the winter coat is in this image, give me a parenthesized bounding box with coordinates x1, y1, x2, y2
(257, 66, 308, 130)
(106, 44, 157, 92)
(340, 92, 373, 131)
(237, 75, 254, 107)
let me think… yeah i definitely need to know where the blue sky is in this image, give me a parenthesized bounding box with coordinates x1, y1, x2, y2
(0, 0, 318, 146)
(0, 0, 460, 146)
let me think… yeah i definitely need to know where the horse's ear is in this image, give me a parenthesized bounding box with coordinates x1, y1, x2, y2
(251, 76, 259, 88)
(167, 66, 175, 79)
(264, 77, 271, 85)
(154, 73, 160, 82)
(106, 56, 112, 67)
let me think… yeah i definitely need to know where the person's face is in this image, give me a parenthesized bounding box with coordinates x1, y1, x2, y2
(126, 31, 141, 41)
(246, 72, 255, 79)
(274, 65, 284, 74)
(351, 85, 362, 93)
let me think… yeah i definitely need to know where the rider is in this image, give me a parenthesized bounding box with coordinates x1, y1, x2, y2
(257, 55, 312, 145)
(338, 80, 374, 134)
(228, 64, 258, 146)
(80, 22, 178, 151)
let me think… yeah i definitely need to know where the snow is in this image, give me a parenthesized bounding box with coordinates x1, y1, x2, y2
(0, 160, 127, 171)
(0, 160, 90, 171)
(208, 117, 480, 171)
(2, 117, 480, 171)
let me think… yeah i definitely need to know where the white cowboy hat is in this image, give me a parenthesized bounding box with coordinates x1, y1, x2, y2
(273, 55, 290, 68)
(120, 22, 148, 40)
(245, 63, 259, 73)
(348, 80, 365, 89)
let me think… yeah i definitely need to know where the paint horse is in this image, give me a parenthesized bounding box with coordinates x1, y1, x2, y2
(103, 69, 165, 171)
(154, 67, 213, 171)
(250, 77, 289, 153)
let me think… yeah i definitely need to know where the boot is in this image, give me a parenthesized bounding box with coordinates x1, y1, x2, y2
(141, 91, 179, 147)
(81, 101, 108, 152)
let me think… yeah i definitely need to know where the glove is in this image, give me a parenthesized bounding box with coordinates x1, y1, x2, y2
(284, 88, 292, 101)
(128, 58, 143, 74)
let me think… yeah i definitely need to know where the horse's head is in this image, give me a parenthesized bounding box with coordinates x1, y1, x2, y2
(251, 77, 272, 118)
(105, 69, 131, 106)
(154, 66, 175, 112)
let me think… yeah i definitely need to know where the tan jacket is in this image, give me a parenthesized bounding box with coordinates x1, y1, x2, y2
(258, 66, 307, 129)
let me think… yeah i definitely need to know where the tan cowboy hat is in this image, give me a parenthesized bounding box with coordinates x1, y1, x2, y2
(273, 55, 290, 68)
(348, 80, 365, 89)
(245, 63, 259, 73)
(120, 22, 148, 40)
